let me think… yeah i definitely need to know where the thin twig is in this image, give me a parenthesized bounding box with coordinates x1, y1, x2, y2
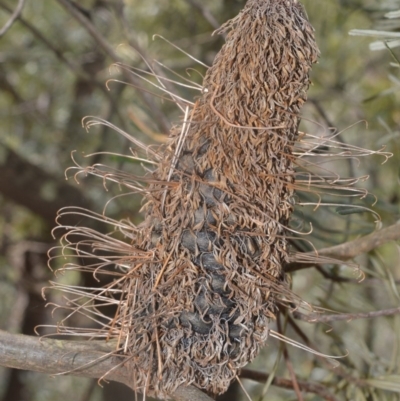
(313, 266, 400, 285)
(287, 317, 368, 389)
(0, 2, 126, 126)
(277, 316, 304, 401)
(56, 0, 170, 134)
(240, 369, 340, 401)
(293, 306, 400, 323)
(185, 0, 220, 30)
(286, 222, 400, 272)
(0, 0, 25, 37)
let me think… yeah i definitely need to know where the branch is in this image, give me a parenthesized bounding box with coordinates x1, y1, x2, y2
(173, 386, 215, 401)
(240, 369, 340, 401)
(0, 0, 25, 37)
(286, 222, 400, 272)
(293, 306, 400, 323)
(0, 330, 213, 401)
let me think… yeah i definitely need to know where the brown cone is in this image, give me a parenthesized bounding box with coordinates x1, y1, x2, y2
(119, 0, 319, 397)
(49, 0, 320, 398)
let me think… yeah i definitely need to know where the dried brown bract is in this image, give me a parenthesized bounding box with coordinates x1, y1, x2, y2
(49, 0, 321, 398)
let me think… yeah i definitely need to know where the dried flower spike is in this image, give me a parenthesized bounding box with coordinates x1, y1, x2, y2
(49, 0, 319, 398)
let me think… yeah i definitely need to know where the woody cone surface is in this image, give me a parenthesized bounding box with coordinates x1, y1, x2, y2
(51, 0, 319, 398)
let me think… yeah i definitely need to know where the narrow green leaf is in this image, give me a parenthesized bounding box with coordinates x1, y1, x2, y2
(385, 10, 400, 19)
(370, 40, 400, 51)
(349, 29, 400, 38)
(365, 376, 400, 393)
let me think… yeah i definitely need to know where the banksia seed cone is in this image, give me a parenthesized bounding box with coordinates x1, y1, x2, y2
(49, 0, 319, 398)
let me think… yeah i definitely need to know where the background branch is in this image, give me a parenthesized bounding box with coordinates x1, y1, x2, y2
(293, 306, 400, 323)
(0, 330, 213, 401)
(286, 222, 400, 272)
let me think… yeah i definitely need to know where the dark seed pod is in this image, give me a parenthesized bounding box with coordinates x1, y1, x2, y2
(50, 0, 319, 398)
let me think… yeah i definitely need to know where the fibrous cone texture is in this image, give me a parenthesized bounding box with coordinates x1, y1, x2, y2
(50, 0, 319, 398)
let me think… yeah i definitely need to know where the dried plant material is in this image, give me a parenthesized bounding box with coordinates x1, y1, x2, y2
(121, 1, 319, 396)
(47, 0, 337, 398)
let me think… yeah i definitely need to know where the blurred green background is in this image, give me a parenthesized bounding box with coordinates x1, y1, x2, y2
(0, 0, 399, 400)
